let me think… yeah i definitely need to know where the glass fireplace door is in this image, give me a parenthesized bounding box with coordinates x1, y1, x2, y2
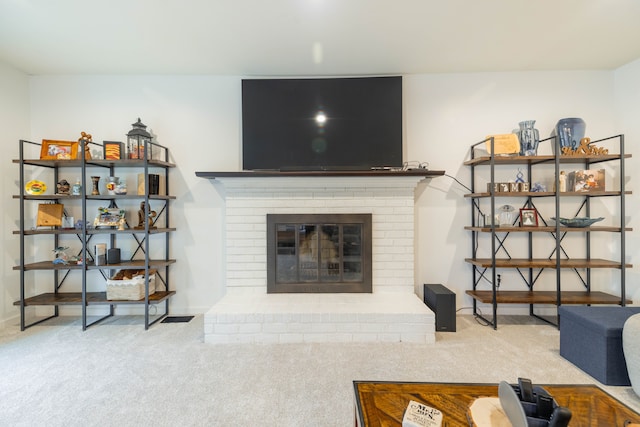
(268, 214, 371, 293)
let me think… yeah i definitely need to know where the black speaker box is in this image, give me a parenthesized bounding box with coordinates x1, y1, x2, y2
(107, 248, 121, 264)
(423, 283, 456, 332)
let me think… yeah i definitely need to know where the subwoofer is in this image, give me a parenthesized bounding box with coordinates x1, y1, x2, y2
(423, 283, 456, 332)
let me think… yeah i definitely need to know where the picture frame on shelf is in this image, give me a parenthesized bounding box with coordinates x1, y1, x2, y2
(103, 141, 123, 160)
(94, 207, 126, 227)
(567, 169, 606, 192)
(40, 140, 79, 160)
(519, 208, 538, 227)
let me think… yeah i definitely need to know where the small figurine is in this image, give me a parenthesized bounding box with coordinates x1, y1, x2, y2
(78, 131, 93, 160)
(56, 179, 70, 195)
(52, 246, 71, 264)
(135, 201, 157, 229)
(559, 171, 567, 192)
(75, 219, 90, 230)
(531, 182, 547, 192)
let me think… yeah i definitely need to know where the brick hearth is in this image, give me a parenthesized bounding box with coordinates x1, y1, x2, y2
(205, 293, 434, 344)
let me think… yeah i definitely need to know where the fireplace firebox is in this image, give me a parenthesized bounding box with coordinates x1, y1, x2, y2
(266, 214, 372, 293)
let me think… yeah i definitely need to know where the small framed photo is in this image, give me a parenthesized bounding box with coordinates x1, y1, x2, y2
(94, 207, 125, 227)
(520, 208, 538, 227)
(567, 169, 606, 192)
(103, 141, 123, 160)
(40, 140, 79, 160)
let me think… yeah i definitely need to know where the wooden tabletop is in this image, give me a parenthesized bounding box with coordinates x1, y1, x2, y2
(353, 381, 640, 426)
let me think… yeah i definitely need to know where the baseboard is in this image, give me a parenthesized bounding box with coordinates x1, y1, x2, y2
(0, 313, 20, 330)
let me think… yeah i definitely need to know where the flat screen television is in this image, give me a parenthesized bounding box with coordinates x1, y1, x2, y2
(241, 76, 403, 171)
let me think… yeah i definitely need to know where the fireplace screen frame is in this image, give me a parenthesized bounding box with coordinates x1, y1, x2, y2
(266, 213, 372, 293)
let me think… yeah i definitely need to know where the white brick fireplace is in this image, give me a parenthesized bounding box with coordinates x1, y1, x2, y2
(200, 173, 438, 343)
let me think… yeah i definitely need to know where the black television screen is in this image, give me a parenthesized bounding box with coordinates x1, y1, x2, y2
(241, 76, 403, 171)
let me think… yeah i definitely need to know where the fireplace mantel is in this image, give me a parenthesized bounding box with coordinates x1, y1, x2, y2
(195, 169, 444, 179)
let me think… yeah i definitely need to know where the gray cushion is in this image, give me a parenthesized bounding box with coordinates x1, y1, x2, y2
(623, 313, 640, 397)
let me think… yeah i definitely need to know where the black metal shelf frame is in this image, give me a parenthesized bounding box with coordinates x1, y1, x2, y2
(16, 139, 175, 330)
(467, 135, 628, 329)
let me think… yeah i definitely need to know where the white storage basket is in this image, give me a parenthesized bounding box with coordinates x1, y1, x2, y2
(106, 269, 156, 300)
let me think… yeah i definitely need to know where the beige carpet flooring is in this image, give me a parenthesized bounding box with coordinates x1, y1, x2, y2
(1, 314, 639, 426)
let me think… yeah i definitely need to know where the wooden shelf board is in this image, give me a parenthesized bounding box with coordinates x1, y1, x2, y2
(465, 190, 631, 198)
(466, 290, 630, 305)
(13, 158, 175, 168)
(13, 194, 81, 200)
(464, 226, 631, 233)
(465, 191, 553, 198)
(14, 291, 176, 306)
(82, 227, 176, 235)
(14, 194, 175, 200)
(88, 260, 176, 270)
(14, 259, 176, 271)
(465, 258, 631, 269)
(14, 227, 176, 235)
(85, 194, 176, 200)
(464, 153, 631, 166)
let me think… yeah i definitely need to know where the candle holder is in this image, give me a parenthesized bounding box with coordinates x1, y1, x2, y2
(127, 118, 152, 159)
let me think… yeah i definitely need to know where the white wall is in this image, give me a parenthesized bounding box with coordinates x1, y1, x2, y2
(28, 75, 239, 314)
(404, 71, 625, 314)
(2, 69, 635, 324)
(1, 62, 30, 326)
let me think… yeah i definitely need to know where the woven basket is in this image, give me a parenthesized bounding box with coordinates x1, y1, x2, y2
(106, 269, 156, 300)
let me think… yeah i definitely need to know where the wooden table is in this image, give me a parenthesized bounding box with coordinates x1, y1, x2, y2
(354, 381, 640, 426)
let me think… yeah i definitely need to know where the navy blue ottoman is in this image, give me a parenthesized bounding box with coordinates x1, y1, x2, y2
(559, 306, 640, 385)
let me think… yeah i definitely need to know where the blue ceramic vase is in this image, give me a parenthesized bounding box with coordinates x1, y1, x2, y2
(556, 118, 586, 151)
(518, 120, 540, 156)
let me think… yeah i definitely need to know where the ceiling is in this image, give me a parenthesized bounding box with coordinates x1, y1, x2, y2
(1, 0, 639, 76)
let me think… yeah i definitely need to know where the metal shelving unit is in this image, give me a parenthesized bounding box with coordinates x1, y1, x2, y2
(13, 139, 176, 330)
(465, 135, 631, 328)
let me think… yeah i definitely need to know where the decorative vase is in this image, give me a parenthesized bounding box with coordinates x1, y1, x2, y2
(517, 120, 540, 156)
(115, 178, 127, 195)
(106, 176, 119, 195)
(555, 118, 586, 151)
(91, 176, 100, 195)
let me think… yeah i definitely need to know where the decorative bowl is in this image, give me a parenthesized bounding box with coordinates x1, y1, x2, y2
(551, 217, 604, 228)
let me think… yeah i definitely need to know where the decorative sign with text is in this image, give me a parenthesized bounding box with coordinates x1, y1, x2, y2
(402, 400, 443, 427)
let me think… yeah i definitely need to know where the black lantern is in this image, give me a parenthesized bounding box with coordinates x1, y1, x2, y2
(126, 118, 152, 160)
